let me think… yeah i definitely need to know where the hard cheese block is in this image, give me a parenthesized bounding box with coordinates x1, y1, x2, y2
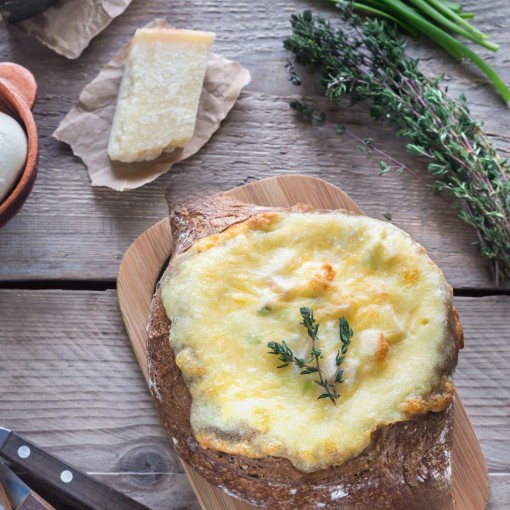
(107, 28, 215, 163)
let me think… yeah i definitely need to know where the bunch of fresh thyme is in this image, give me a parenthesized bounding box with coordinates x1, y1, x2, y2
(284, 8, 510, 283)
(267, 307, 353, 404)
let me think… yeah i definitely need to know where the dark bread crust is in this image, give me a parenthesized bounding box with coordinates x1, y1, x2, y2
(147, 194, 463, 509)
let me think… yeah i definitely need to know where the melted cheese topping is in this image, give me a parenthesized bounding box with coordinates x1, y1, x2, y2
(162, 211, 454, 472)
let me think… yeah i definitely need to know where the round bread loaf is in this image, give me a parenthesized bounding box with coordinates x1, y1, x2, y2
(148, 195, 463, 509)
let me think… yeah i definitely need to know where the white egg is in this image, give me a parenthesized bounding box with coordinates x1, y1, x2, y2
(0, 111, 28, 203)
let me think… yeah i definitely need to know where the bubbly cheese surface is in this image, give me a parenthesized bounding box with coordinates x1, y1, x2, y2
(162, 211, 454, 472)
(107, 28, 215, 163)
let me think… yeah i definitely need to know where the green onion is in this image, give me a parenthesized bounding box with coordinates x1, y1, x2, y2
(353, 2, 418, 34)
(425, 0, 486, 38)
(327, 0, 509, 102)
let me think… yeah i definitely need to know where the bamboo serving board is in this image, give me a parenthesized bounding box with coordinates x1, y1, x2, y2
(118, 175, 489, 510)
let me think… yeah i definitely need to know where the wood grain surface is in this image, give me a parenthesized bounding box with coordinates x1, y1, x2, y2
(0, 0, 508, 288)
(0, 290, 508, 508)
(0, 0, 509, 508)
(118, 175, 489, 509)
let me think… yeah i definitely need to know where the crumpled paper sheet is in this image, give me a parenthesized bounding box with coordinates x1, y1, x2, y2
(16, 0, 133, 59)
(53, 19, 252, 191)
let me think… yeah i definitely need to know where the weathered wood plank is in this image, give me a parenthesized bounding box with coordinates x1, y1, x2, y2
(0, 290, 508, 508)
(0, 289, 199, 509)
(489, 474, 510, 509)
(454, 296, 510, 467)
(0, 0, 508, 287)
(454, 295, 510, 482)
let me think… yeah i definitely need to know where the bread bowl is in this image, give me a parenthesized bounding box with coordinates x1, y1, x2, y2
(147, 192, 463, 509)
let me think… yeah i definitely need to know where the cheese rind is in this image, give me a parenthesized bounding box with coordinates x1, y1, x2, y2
(162, 211, 455, 472)
(107, 28, 215, 163)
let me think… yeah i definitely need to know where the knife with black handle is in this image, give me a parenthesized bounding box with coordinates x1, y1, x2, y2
(0, 427, 150, 510)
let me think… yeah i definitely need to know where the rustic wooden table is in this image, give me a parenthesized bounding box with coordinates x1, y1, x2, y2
(0, 0, 509, 508)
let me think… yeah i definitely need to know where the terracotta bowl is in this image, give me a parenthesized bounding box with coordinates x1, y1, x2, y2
(0, 62, 38, 228)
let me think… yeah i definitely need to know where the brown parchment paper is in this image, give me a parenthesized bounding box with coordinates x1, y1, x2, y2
(53, 20, 252, 191)
(16, 0, 132, 59)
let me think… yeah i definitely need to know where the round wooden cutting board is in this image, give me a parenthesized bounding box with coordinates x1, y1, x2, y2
(117, 174, 489, 510)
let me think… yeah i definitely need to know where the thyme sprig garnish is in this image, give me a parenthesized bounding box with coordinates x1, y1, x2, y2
(267, 307, 353, 404)
(284, 8, 510, 283)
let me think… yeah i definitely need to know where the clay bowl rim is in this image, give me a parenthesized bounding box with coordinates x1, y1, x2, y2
(0, 76, 39, 223)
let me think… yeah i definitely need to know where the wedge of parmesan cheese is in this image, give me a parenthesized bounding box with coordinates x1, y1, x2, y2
(107, 28, 215, 163)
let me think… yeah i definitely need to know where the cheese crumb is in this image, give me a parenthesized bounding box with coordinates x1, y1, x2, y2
(331, 486, 348, 500)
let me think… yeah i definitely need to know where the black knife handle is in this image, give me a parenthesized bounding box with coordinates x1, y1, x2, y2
(0, 431, 150, 510)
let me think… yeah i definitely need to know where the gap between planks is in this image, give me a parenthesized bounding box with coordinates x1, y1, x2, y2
(1, 279, 509, 297)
